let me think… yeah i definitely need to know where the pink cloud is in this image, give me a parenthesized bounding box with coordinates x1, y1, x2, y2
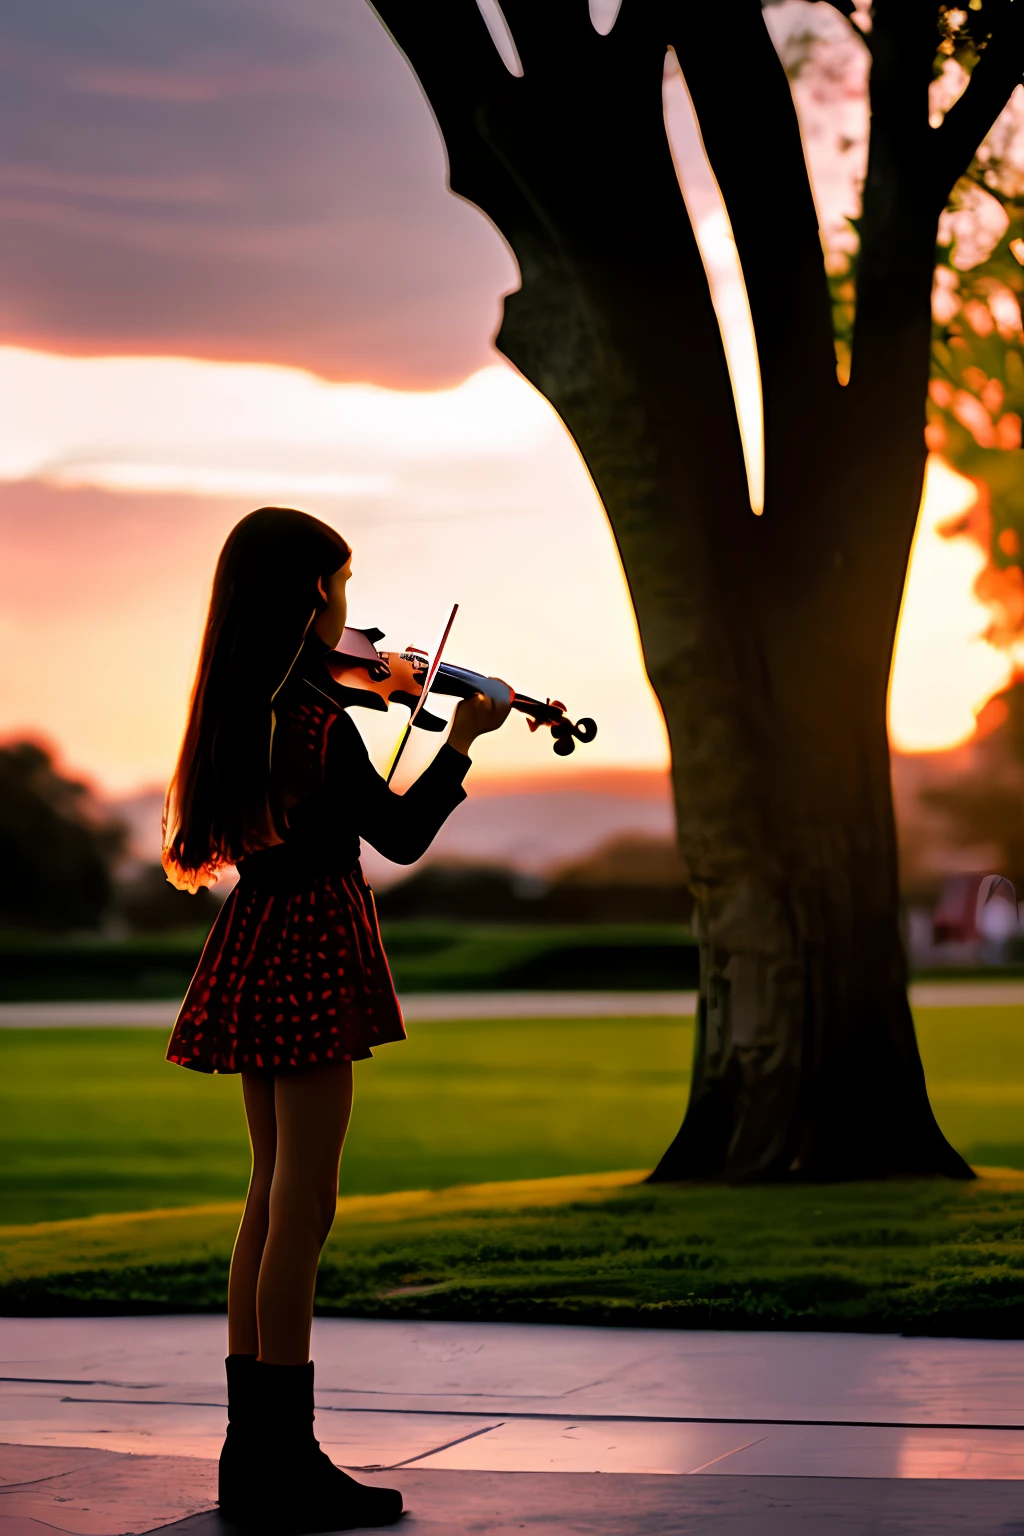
(0, 1, 515, 388)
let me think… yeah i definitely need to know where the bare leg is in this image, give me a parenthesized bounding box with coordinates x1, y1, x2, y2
(256, 1062, 354, 1365)
(227, 1073, 277, 1357)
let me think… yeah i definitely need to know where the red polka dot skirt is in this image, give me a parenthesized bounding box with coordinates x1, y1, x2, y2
(166, 865, 405, 1074)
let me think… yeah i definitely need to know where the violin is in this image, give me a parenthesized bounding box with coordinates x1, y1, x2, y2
(325, 624, 597, 761)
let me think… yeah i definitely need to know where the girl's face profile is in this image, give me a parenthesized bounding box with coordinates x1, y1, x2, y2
(313, 556, 352, 648)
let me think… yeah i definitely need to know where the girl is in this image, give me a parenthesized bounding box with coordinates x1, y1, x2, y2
(163, 507, 510, 1530)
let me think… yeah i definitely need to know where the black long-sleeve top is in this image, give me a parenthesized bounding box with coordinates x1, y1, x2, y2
(236, 633, 470, 890)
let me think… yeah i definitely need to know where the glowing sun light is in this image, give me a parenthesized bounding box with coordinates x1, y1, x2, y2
(889, 454, 1013, 753)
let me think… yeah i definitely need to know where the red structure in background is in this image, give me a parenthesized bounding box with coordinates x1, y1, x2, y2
(932, 873, 1018, 947)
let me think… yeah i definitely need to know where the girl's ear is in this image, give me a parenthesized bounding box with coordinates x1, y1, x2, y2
(316, 576, 328, 606)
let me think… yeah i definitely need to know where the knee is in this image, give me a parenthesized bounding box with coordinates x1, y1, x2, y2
(244, 1178, 273, 1227)
(311, 1183, 338, 1247)
(270, 1178, 337, 1248)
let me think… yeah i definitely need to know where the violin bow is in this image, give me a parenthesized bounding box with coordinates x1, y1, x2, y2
(384, 602, 459, 786)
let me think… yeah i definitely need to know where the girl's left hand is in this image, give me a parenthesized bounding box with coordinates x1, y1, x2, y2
(449, 684, 513, 754)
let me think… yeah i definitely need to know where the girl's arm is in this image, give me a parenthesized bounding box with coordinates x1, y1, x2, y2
(327, 711, 471, 866)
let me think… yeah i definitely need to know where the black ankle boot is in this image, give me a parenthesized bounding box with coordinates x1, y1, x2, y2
(219, 1354, 258, 1519)
(230, 1360, 403, 1531)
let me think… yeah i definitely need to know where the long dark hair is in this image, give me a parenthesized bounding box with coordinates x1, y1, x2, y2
(163, 507, 351, 890)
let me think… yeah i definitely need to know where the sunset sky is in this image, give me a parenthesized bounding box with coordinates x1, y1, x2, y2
(0, 0, 1014, 795)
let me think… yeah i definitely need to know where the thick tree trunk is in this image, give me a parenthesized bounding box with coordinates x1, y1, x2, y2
(651, 650, 969, 1182)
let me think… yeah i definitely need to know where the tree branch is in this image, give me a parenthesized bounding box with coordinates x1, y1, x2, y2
(765, 0, 856, 15)
(932, 2, 1024, 206)
(495, 0, 590, 69)
(861, 0, 937, 182)
(369, 1, 509, 140)
(849, 0, 938, 381)
(846, 0, 939, 547)
(671, 0, 839, 511)
(369, 1, 551, 254)
(367, 0, 754, 530)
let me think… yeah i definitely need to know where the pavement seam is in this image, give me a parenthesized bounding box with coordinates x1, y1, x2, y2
(0, 1378, 158, 1389)
(366, 1422, 507, 1471)
(686, 1435, 770, 1474)
(0, 1461, 114, 1495)
(53, 1396, 1024, 1433)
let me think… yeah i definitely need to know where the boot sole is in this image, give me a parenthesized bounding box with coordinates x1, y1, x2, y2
(218, 1499, 404, 1532)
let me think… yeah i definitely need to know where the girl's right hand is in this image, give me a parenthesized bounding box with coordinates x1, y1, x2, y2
(448, 684, 513, 755)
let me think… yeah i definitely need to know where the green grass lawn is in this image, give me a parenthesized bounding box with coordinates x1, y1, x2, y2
(2, 1005, 1024, 1228)
(5, 1004, 1024, 1330)
(5, 1170, 1024, 1336)
(906, 1006, 1024, 1170)
(0, 1017, 691, 1225)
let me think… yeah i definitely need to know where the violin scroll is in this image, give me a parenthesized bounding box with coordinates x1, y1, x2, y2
(551, 716, 598, 756)
(523, 696, 598, 755)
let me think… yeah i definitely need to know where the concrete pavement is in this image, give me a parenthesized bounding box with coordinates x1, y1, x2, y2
(2, 978, 1024, 1027)
(5, 1453, 1024, 1536)
(3, 1317, 1024, 1533)
(0, 994, 696, 1027)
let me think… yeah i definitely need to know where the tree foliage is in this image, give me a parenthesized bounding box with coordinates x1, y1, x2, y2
(0, 740, 125, 932)
(929, 163, 1024, 643)
(793, 3, 1024, 653)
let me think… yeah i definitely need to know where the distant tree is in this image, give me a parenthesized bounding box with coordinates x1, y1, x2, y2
(376, 835, 693, 922)
(0, 741, 125, 932)
(376, 861, 540, 921)
(921, 686, 1024, 890)
(547, 833, 692, 921)
(114, 862, 221, 935)
(371, 0, 1024, 1181)
(555, 833, 688, 889)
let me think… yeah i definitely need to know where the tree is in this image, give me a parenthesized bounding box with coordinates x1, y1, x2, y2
(114, 862, 222, 935)
(0, 740, 125, 932)
(369, 0, 1024, 1180)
